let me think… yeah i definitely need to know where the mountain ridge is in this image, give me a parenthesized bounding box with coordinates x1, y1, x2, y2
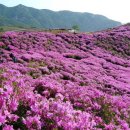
(0, 4, 121, 31)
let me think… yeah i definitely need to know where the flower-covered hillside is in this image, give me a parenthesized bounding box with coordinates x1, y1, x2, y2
(0, 25, 130, 130)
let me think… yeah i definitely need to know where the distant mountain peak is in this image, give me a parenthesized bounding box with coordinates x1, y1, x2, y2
(15, 4, 26, 8)
(0, 4, 6, 7)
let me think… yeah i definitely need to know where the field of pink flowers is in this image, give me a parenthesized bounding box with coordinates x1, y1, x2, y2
(0, 25, 130, 130)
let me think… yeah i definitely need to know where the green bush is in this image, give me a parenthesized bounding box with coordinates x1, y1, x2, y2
(0, 27, 4, 32)
(72, 25, 80, 31)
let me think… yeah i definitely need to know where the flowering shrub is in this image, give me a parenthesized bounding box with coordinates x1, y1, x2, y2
(0, 25, 130, 129)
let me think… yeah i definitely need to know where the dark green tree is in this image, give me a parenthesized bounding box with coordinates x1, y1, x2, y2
(72, 25, 80, 31)
(0, 27, 4, 32)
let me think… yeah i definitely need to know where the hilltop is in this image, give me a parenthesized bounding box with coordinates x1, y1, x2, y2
(0, 25, 130, 129)
(0, 4, 121, 32)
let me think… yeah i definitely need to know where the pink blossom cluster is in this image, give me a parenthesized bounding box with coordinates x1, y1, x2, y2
(0, 25, 130, 129)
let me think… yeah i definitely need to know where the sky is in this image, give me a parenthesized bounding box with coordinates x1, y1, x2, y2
(0, 0, 130, 23)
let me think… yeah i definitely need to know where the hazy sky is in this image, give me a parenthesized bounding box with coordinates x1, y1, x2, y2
(0, 0, 130, 23)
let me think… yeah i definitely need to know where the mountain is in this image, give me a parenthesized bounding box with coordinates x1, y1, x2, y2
(0, 4, 121, 31)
